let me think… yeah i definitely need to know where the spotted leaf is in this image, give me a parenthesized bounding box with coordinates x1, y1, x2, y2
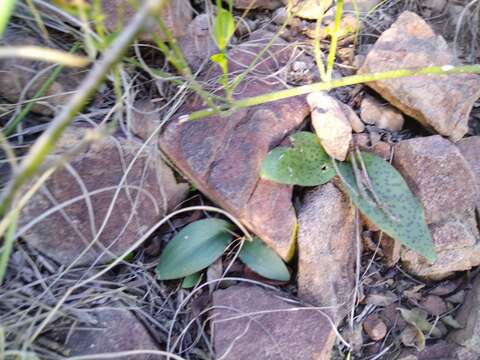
(260, 132, 336, 186)
(336, 152, 436, 262)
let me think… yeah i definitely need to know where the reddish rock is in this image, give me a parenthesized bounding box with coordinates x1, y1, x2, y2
(64, 306, 158, 360)
(457, 136, 480, 206)
(212, 285, 336, 360)
(394, 136, 480, 279)
(393, 135, 477, 224)
(297, 183, 356, 323)
(101, 0, 192, 40)
(130, 100, 162, 141)
(19, 128, 188, 265)
(360, 95, 405, 132)
(363, 314, 387, 341)
(401, 210, 480, 280)
(159, 31, 309, 260)
(178, 14, 218, 72)
(0, 31, 81, 116)
(359, 11, 480, 141)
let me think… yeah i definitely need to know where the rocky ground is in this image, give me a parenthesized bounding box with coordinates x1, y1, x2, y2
(1, 0, 480, 359)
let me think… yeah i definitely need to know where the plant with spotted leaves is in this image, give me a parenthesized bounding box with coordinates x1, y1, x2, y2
(261, 131, 436, 262)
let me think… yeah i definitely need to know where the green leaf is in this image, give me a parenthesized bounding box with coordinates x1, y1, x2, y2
(182, 272, 202, 289)
(156, 219, 233, 280)
(213, 8, 234, 50)
(336, 152, 436, 262)
(260, 132, 336, 186)
(239, 237, 290, 281)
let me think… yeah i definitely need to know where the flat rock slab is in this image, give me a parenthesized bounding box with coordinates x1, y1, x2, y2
(63, 306, 159, 360)
(393, 135, 480, 279)
(20, 128, 188, 265)
(359, 11, 480, 141)
(457, 136, 480, 207)
(160, 31, 309, 260)
(297, 183, 356, 323)
(212, 285, 336, 360)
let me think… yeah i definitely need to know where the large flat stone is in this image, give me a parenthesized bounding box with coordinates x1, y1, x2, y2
(457, 136, 480, 207)
(212, 285, 336, 360)
(297, 183, 356, 323)
(20, 128, 188, 265)
(359, 11, 480, 141)
(393, 135, 477, 225)
(159, 31, 309, 260)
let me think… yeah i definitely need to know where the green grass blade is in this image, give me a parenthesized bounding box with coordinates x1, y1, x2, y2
(326, 0, 344, 81)
(0, 0, 16, 38)
(0, 208, 18, 284)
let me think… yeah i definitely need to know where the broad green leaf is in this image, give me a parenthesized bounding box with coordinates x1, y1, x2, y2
(260, 132, 336, 186)
(239, 237, 290, 281)
(156, 219, 233, 280)
(336, 152, 436, 262)
(213, 8, 234, 50)
(182, 272, 202, 289)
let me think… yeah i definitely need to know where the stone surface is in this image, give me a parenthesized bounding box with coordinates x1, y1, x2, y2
(290, 0, 334, 20)
(360, 95, 405, 132)
(363, 315, 387, 341)
(235, 0, 283, 10)
(394, 136, 480, 279)
(212, 285, 336, 360)
(64, 306, 158, 360)
(450, 275, 480, 356)
(20, 128, 188, 265)
(178, 14, 218, 72)
(101, 0, 192, 41)
(307, 91, 353, 161)
(393, 135, 478, 225)
(401, 210, 480, 280)
(358, 11, 480, 141)
(457, 136, 480, 207)
(130, 100, 162, 141)
(297, 183, 356, 323)
(159, 31, 309, 260)
(0, 31, 81, 116)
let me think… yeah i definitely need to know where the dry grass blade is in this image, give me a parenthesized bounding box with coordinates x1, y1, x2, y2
(0, 46, 90, 67)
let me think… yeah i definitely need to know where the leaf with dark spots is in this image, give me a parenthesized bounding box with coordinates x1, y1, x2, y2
(336, 152, 436, 262)
(260, 132, 336, 186)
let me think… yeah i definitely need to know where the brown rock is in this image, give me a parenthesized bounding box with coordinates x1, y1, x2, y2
(307, 91, 353, 161)
(401, 210, 480, 280)
(297, 183, 356, 323)
(20, 128, 188, 265)
(393, 135, 478, 224)
(359, 11, 480, 141)
(178, 14, 218, 72)
(212, 285, 336, 360)
(449, 276, 480, 356)
(363, 314, 387, 341)
(159, 31, 309, 260)
(64, 306, 158, 360)
(360, 95, 405, 132)
(101, 0, 192, 41)
(381, 234, 401, 267)
(0, 32, 81, 116)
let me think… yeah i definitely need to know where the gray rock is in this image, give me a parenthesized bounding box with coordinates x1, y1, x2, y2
(359, 11, 480, 141)
(212, 285, 336, 360)
(297, 183, 356, 323)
